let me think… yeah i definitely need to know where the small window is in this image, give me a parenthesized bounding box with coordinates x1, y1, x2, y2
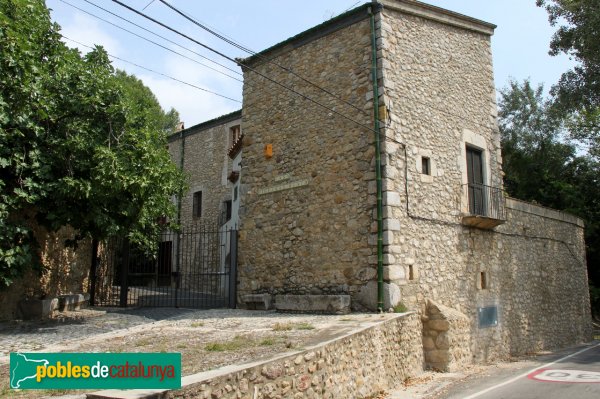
(480, 272, 488, 289)
(192, 191, 202, 218)
(421, 157, 431, 175)
(234, 186, 238, 202)
(408, 265, 415, 281)
(223, 200, 232, 222)
(230, 125, 241, 147)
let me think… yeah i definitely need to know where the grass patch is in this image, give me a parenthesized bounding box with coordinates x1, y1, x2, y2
(190, 321, 204, 328)
(134, 338, 152, 347)
(393, 302, 408, 313)
(272, 322, 315, 331)
(272, 322, 293, 331)
(260, 338, 276, 346)
(295, 322, 315, 330)
(205, 336, 250, 352)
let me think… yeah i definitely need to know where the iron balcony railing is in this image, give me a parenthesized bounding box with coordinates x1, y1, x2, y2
(463, 183, 506, 221)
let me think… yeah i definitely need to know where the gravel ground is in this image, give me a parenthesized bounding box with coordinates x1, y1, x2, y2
(0, 306, 393, 398)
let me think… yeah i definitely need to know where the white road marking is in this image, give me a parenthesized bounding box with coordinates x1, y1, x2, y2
(461, 342, 600, 399)
(529, 369, 600, 383)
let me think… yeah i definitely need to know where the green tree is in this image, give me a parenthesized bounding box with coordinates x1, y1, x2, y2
(537, 0, 600, 156)
(499, 79, 600, 315)
(0, 0, 185, 287)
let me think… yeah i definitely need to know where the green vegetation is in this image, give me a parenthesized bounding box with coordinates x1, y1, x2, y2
(272, 322, 315, 331)
(393, 303, 408, 313)
(0, 0, 185, 287)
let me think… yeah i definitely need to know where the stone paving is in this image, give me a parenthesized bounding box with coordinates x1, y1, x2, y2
(0, 307, 206, 362)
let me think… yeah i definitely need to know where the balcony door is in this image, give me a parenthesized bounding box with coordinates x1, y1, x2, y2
(466, 147, 485, 216)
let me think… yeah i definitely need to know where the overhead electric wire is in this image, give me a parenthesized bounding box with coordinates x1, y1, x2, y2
(59, 0, 243, 83)
(78, 0, 243, 78)
(62, 35, 241, 104)
(110, 0, 379, 136)
(157, 0, 373, 119)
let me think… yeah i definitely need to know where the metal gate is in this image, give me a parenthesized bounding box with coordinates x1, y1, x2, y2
(90, 224, 237, 309)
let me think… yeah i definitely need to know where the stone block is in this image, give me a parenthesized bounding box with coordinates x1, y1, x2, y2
(57, 293, 90, 311)
(428, 319, 450, 332)
(18, 298, 59, 320)
(242, 294, 273, 310)
(425, 349, 449, 365)
(274, 295, 350, 314)
(356, 281, 401, 311)
(383, 265, 405, 281)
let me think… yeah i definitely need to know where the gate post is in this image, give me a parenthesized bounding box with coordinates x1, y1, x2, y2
(228, 229, 238, 309)
(119, 238, 130, 307)
(89, 239, 99, 306)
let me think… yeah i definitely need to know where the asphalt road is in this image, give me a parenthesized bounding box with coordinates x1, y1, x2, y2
(439, 341, 600, 399)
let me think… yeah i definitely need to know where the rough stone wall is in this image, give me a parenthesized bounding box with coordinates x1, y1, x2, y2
(0, 225, 91, 320)
(165, 313, 423, 399)
(378, 4, 591, 362)
(168, 117, 241, 226)
(422, 300, 472, 372)
(238, 15, 377, 305)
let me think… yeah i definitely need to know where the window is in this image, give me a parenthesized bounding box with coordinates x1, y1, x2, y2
(421, 157, 431, 175)
(192, 191, 202, 218)
(480, 272, 488, 289)
(234, 186, 238, 202)
(224, 200, 232, 221)
(230, 125, 241, 147)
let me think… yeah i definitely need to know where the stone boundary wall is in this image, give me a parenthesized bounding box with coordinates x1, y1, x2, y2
(89, 313, 424, 399)
(506, 197, 584, 227)
(0, 225, 91, 320)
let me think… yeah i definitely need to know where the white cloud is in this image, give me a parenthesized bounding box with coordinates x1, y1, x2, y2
(59, 13, 122, 56)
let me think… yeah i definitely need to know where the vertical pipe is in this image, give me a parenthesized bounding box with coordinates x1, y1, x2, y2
(175, 131, 185, 307)
(229, 228, 238, 309)
(369, 6, 384, 312)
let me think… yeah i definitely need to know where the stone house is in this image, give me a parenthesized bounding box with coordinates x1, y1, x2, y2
(170, 0, 592, 369)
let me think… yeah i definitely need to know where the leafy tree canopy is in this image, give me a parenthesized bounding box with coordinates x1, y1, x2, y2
(537, 0, 600, 156)
(499, 79, 600, 314)
(0, 0, 185, 287)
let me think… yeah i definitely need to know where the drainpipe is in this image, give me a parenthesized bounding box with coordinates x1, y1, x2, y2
(369, 5, 384, 312)
(175, 129, 185, 284)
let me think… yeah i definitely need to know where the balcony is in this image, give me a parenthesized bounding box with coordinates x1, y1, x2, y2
(461, 183, 506, 229)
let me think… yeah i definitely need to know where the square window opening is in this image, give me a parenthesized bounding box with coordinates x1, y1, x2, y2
(421, 157, 431, 175)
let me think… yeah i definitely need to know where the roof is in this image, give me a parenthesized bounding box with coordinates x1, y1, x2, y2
(240, 3, 379, 66)
(168, 109, 242, 143)
(240, 1, 495, 67)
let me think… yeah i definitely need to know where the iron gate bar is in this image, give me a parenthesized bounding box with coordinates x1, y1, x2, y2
(91, 223, 237, 309)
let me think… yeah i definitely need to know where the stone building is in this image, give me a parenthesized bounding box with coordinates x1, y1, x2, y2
(173, 0, 592, 368)
(168, 110, 242, 228)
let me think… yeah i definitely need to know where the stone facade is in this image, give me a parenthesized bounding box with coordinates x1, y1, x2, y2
(231, 0, 592, 364)
(168, 110, 242, 227)
(174, 0, 592, 366)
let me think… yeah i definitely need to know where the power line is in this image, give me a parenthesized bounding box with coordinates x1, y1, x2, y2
(157, 0, 372, 119)
(59, 0, 243, 83)
(62, 35, 241, 104)
(110, 0, 380, 135)
(79, 0, 243, 78)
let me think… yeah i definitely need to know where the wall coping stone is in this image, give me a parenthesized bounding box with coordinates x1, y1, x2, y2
(380, 0, 496, 36)
(506, 197, 584, 228)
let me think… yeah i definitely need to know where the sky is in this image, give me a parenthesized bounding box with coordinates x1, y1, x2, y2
(45, 0, 575, 127)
